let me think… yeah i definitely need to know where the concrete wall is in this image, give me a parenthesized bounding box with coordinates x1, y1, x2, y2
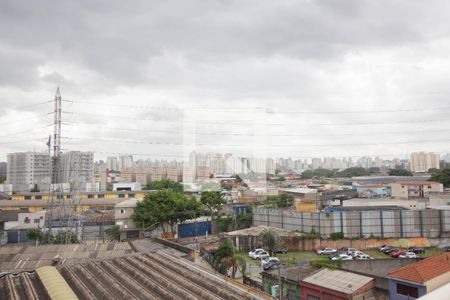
(253, 207, 450, 239)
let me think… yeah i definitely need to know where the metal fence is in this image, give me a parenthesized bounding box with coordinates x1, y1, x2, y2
(253, 208, 450, 239)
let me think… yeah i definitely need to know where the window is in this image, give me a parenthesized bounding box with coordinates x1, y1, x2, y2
(35, 195, 42, 200)
(24, 196, 31, 200)
(34, 219, 40, 223)
(119, 194, 125, 198)
(120, 209, 125, 214)
(87, 194, 94, 199)
(397, 283, 419, 298)
(24, 217, 30, 223)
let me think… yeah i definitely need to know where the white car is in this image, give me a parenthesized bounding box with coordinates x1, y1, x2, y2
(331, 254, 353, 261)
(317, 248, 337, 255)
(399, 252, 417, 259)
(261, 257, 280, 267)
(350, 251, 366, 258)
(253, 251, 270, 260)
(355, 254, 373, 260)
(346, 248, 359, 255)
(248, 248, 265, 259)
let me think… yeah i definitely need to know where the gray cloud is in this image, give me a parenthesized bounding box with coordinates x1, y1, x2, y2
(1, 0, 450, 160)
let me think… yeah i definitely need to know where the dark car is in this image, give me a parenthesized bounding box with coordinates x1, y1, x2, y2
(382, 247, 395, 254)
(273, 249, 288, 254)
(408, 247, 425, 254)
(263, 260, 281, 270)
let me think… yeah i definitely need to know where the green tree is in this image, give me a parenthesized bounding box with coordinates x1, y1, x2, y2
(143, 179, 183, 192)
(217, 215, 232, 232)
(107, 225, 121, 242)
(265, 192, 294, 208)
(301, 168, 337, 179)
(388, 169, 413, 176)
(336, 167, 369, 178)
(212, 239, 246, 279)
(26, 228, 44, 245)
(236, 213, 252, 230)
(429, 168, 450, 188)
(132, 189, 203, 235)
(0, 176, 5, 184)
(201, 191, 226, 220)
(53, 230, 78, 244)
(259, 229, 279, 256)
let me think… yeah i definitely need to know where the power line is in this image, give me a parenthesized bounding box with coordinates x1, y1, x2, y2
(66, 123, 450, 138)
(63, 136, 450, 148)
(0, 100, 52, 117)
(0, 125, 52, 140)
(0, 112, 52, 127)
(70, 111, 450, 126)
(72, 100, 450, 115)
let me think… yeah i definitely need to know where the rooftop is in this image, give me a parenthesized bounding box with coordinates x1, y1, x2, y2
(115, 198, 141, 208)
(1, 252, 267, 300)
(388, 252, 450, 283)
(262, 264, 318, 283)
(393, 181, 440, 185)
(0, 242, 133, 274)
(282, 188, 318, 194)
(302, 268, 373, 295)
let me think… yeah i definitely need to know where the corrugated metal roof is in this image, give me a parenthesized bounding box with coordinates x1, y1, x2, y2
(302, 268, 373, 295)
(36, 266, 77, 300)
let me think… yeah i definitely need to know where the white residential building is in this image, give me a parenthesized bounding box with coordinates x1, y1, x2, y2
(7, 152, 51, 192)
(410, 152, 440, 172)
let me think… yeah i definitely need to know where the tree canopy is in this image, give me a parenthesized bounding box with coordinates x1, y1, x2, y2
(259, 229, 280, 256)
(143, 179, 183, 192)
(200, 191, 226, 219)
(265, 192, 294, 208)
(132, 189, 203, 234)
(212, 239, 246, 279)
(301, 168, 337, 179)
(388, 169, 413, 176)
(429, 168, 450, 188)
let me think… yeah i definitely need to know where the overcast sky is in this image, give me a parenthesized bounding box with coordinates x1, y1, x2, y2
(1, 0, 450, 161)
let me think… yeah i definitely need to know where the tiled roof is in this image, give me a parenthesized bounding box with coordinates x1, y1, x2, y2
(302, 269, 373, 295)
(388, 252, 450, 283)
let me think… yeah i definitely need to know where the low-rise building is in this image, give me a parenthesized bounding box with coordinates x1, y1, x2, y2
(388, 252, 450, 299)
(300, 268, 375, 300)
(390, 181, 443, 200)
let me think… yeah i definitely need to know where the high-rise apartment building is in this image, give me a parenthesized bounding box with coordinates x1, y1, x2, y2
(57, 151, 94, 190)
(106, 156, 119, 171)
(7, 152, 51, 192)
(119, 155, 133, 172)
(410, 152, 440, 173)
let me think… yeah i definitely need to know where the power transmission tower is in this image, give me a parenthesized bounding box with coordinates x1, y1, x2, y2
(45, 87, 66, 242)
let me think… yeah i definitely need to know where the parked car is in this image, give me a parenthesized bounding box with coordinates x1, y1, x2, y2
(408, 248, 425, 254)
(262, 257, 280, 267)
(331, 254, 353, 261)
(248, 248, 265, 259)
(355, 254, 373, 260)
(349, 251, 365, 258)
(263, 260, 281, 270)
(317, 248, 337, 255)
(390, 249, 404, 258)
(382, 246, 395, 254)
(254, 251, 270, 260)
(273, 248, 288, 254)
(379, 245, 390, 252)
(314, 246, 326, 253)
(346, 248, 359, 256)
(399, 252, 417, 259)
